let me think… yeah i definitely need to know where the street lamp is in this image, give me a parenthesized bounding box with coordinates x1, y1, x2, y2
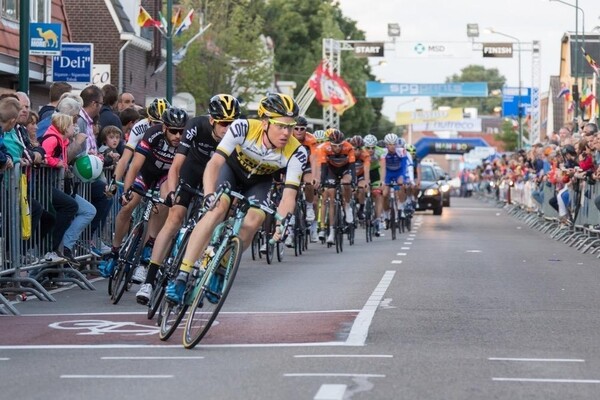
(486, 27, 523, 149)
(548, 0, 585, 125)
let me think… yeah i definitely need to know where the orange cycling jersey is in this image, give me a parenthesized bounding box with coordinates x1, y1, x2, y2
(299, 132, 317, 158)
(354, 148, 371, 177)
(317, 141, 356, 168)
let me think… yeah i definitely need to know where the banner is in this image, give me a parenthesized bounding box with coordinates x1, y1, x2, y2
(411, 119, 482, 132)
(366, 82, 488, 98)
(395, 41, 473, 59)
(482, 43, 513, 58)
(396, 108, 463, 125)
(309, 61, 357, 115)
(351, 42, 384, 57)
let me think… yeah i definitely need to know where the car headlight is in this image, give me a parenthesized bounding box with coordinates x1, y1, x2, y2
(424, 188, 439, 196)
(440, 184, 450, 193)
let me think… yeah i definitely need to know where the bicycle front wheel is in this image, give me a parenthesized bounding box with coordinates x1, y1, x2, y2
(183, 236, 243, 349)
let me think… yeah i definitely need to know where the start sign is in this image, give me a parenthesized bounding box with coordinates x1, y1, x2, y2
(351, 42, 385, 58)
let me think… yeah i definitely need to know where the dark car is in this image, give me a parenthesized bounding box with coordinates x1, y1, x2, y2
(432, 164, 451, 207)
(416, 163, 444, 215)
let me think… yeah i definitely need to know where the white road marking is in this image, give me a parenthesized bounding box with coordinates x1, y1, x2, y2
(345, 271, 396, 346)
(61, 375, 173, 379)
(401, 247, 410, 250)
(101, 356, 204, 360)
(285, 373, 386, 378)
(391, 260, 402, 264)
(406, 238, 414, 241)
(489, 358, 585, 362)
(26, 309, 360, 317)
(466, 250, 482, 253)
(295, 355, 393, 358)
(403, 242, 411, 245)
(493, 378, 600, 383)
(0, 358, 9, 360)
(409, 234, 416, 237)
(0, 342, 358, 350)
(396, 253, 407, 256)
(314, 384, 347, 400)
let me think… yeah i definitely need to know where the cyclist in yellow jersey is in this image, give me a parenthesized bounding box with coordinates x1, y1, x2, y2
(166, 93, 306, 303)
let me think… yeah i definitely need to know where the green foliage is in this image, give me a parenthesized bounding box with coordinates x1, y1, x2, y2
(499, 119, 518, 151)
(431, 65, 506, 115)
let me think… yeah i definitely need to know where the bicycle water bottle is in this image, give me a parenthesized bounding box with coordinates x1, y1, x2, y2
(201, 245, 215, 270)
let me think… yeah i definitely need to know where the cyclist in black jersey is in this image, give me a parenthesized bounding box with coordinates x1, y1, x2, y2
(165, 93, 307, 304)
(99, 107, 188, 280)
(136, 94, 240, 304)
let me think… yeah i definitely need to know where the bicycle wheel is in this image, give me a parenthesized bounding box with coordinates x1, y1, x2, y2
(111, 223, 144, 304)
(390, 205, 397, 241)
(265, 215, 276, 264)
(251, 231, 260, 260)
(405, 215, 412, 233)
(158, 297, 188, 341)
(335, 201, 344, 253)
(183, 236, 243, 349)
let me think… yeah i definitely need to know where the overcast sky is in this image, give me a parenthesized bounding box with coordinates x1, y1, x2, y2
(338, 0, 599, 120)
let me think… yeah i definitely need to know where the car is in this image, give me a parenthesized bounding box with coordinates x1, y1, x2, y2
(432, 164, 451, 207)
(416, 163, 444, 215)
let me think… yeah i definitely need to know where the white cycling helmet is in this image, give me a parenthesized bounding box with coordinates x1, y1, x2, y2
(383, 133, 399, 145)
(364, 134, 378, 147)
(313, 129, 327, 143)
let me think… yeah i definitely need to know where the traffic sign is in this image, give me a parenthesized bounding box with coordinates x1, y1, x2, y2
(502, 87, 531, 118)
(52, 43, 93, 83)
(30, 23, 62, 56)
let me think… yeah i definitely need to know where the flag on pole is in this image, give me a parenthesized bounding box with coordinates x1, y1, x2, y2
(172, 8, 183, 27)
(580, 86, 595, 107)
(158, 11, 168, 29)
(174, 9, 194, 36)
(581, 47, 600, 75)
(557, 84, 571, 101)
(137, 6, 160, 28)
(308, 61, 357, 115)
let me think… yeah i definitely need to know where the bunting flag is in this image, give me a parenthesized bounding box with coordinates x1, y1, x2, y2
(158, 11, 168, 29)
(557, 84, 571, 101)
(172, 8, 183, 27)
(137, 6, 161, 28)
(308, 61, 357, 115)
(580, 86, 595, 107)
(174, 9, 194, 36)
(581, 47, 600, 75)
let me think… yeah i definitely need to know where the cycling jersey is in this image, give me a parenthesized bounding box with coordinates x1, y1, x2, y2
(368, 146, 386, 170)
(354, 148, 371, 177)
(382, 147, 410, 184)
(317, 141, 356, 168)
(298, 132, 317, 159)
(136, 127, 178, 175)
(216, 119, 307, 188)
(177, 115, 219, 166)
(127, 119, 153, 150)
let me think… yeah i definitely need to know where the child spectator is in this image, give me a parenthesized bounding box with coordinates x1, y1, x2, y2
(97, 125, 121, 169)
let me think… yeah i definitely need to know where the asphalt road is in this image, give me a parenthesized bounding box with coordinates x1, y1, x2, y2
(2, 196, 600, 400)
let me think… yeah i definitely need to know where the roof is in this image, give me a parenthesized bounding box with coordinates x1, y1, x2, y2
(110, 0, 134, 33)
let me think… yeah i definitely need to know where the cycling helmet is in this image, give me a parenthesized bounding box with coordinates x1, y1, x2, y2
(327, 128, 344, 144)
(349, 135, 364, 148)
(162, 107, 188, 129)
(208, 94, 240, 121)
(383, 133, 399, 145)
(364, 134, 378, 147)
(147, 98, 171, 121)
(396, 137, 406, 147)
(257, 93, 299, 118)
(406, 144, 416, 156)
(313, 129, 326, 143)
(296, 116, 308, 126)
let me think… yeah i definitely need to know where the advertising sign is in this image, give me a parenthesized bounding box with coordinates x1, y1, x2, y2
(30, 23, 62, 56)
(396, 41, 473, 59)
(502, 87, 531, 117)
(350, 42, 385, 57)
(52, 43, 93, 83)
(366, 82, 488, 98)
(396, 108, 463, 125)
(482, 43, 513, 58)
(91, 64, 111, 87)
(411, 119, 482, 132)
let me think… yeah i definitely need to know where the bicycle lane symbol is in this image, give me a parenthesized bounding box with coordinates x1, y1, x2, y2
(48, 319, 160, 336)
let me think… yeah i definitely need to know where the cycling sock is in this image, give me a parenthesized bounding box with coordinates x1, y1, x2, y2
(145, 262, 161, 285)
(180, 258, 194, 274)
(145, 237, 155, 247)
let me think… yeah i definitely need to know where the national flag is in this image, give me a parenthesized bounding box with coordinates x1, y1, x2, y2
(174, 9, 194, 36)
(580, 86, 595, 107)
(557, 85, 571, 101)
(581, 47, 600, 75)
(172, 8, 183, 27)
(137, 6, 160, 28)
(158, 11, 168, 29)
(308, 61, 356, 115)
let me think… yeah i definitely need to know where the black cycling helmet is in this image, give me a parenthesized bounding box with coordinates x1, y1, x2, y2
(147, 98, 171, 121)
(208, 94, 240, 121)
(296, 116, 308, 126)
(257, 93, 299, 118)
(327, 128, 344, 144)
(161, 107, 188, 129)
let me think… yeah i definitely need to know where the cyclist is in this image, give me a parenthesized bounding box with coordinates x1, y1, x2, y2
(114, 98, 170, 183)
(348, 135, 371, 221)
(405, 144, 419, 212)
(364, 134, 386, 236)
(316, 128, 356, 244)
(99, 107, 188, 282)
(165, 93, 307, 304)
(380, 133, 412, 227)
(313, 129, 327, 144)
(135, 95, 241, 304)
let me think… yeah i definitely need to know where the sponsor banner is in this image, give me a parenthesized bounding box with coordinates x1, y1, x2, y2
(396, 108, 463, 125)
(30, 23, 62, 56)
(502, 86, 531, 117)
(351, 42, 384, 57)
(367, 82, 488, 98)
(52, 43, 93, 83)
(396, 41, 473, 58)
(411, 119, 482, 132)
(482, 42, 513, 58)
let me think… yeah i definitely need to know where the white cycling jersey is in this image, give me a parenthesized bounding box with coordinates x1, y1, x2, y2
(126, 119, 151, 150)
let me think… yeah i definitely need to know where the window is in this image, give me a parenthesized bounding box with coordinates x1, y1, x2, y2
(2, 0, 19, 20)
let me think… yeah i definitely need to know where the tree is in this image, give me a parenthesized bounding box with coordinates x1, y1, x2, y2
(431, 65, 506, 115)
(498, 119, 518, 151)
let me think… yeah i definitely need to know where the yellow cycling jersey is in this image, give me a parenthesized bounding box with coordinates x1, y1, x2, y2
(216, 119, 308, 188)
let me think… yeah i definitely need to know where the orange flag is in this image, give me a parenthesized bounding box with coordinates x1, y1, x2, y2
(137, 6, 160, 28)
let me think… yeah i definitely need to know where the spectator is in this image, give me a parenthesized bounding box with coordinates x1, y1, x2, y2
(38, 81, 72, 120)
(0, 96, 18, 181)
(119, 107, 140, 143)
(25, 111, 40, 146)
(97, 125, 121, 169)
(117, 92, 135, 112)
(98, 84, 122, 132)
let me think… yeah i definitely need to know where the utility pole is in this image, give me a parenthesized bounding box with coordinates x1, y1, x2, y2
(166, 0, 173, 103)
(19, 0, 30, 93)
